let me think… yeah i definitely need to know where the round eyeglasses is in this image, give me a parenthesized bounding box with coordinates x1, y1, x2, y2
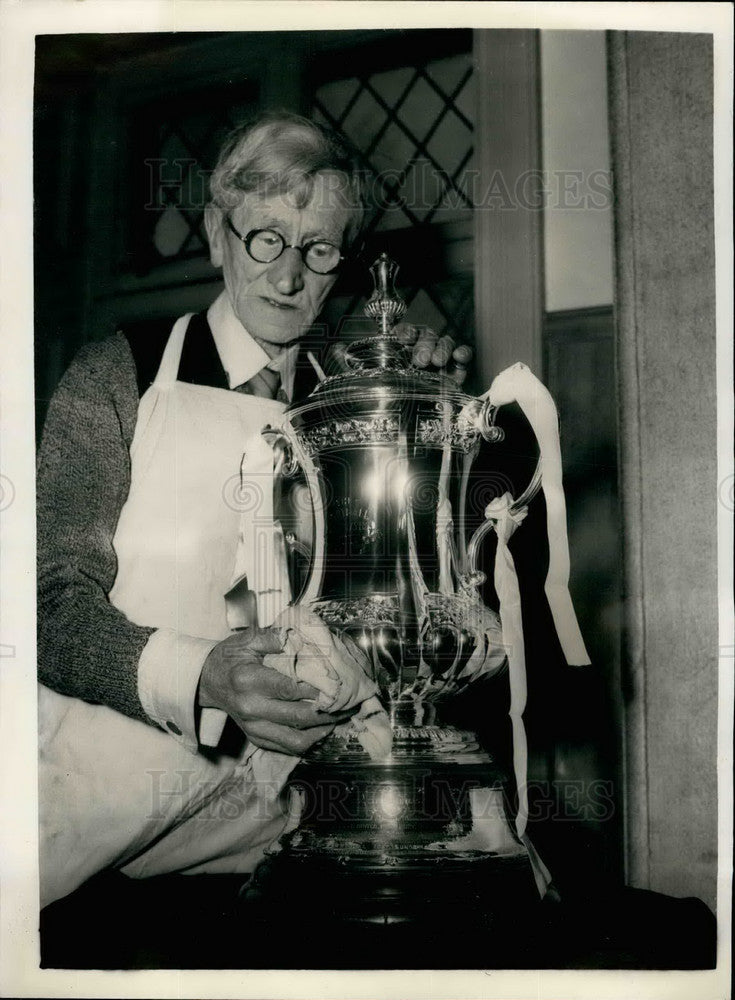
(225, 218, 345, 275)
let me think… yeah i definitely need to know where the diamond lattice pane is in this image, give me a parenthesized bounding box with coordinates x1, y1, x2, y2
(396, 75, 445, 146)
(316, 77, 362, 122)
(340, 88, 386, 153)
(153, 203, 191, 258)
(313, 49, 474, 234)
(369, 66, 416, 110)
(425, 53, 472, 99)
(401, 287, 449, 337)
(132, 84, 256, 270)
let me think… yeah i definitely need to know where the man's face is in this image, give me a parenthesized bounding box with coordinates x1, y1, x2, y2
(206, 172, 354, 353)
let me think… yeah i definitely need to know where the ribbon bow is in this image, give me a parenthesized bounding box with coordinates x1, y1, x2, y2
(485, 493, 528, 541)
(483, 492, 530, 837)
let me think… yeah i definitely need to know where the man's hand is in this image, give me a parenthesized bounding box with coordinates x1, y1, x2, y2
(328, 325, 472, 386)
(198, 627, 353, 755)
(393, 323, 472, 386)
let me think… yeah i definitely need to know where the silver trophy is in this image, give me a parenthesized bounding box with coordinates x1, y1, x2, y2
(252, 254, 544, 921)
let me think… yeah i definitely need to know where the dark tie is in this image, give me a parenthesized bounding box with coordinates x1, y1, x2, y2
(235, 367, 285, 400)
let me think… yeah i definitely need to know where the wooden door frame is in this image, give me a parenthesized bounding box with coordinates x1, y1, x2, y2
(473, 29, 543, 389)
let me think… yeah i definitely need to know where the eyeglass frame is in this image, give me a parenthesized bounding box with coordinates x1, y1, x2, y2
(225, 217, 346, 275)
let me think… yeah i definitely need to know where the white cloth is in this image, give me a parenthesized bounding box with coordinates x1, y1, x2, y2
(265, 606, 393, 760)
(266, 606, 378, 711)
(38, 314, 297, 906)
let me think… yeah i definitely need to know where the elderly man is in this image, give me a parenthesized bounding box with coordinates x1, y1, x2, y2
(37, 112, 469, 907)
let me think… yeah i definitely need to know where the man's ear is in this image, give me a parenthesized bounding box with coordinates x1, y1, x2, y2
(204, 203, 224, 268)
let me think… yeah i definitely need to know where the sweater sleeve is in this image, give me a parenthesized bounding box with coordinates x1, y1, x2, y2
(36, 333, 156, 725)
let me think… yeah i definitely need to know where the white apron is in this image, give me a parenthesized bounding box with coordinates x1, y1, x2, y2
(38, 315, 297, 908)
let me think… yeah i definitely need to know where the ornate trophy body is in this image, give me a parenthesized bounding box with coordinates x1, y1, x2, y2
(250, 255, 547, 922)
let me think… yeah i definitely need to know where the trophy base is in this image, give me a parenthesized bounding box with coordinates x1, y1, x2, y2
(243, 723, 540, 924)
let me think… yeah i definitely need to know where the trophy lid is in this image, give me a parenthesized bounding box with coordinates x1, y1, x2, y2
(296, 253, 471, 407)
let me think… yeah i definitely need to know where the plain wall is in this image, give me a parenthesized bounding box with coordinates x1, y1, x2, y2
(609, 31, 718, 912)
(540, 30, 614, 312)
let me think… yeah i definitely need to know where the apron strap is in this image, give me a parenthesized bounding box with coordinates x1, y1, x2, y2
(153, 313, 194, 388)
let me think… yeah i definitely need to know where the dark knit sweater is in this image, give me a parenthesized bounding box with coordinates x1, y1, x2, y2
(37, 312, 321, 726)
(37, 330, 155, 725)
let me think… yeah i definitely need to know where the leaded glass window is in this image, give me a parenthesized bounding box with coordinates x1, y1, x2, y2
(119, 30, 474, 349)
(127, 80, 257, 273)
(312, 35, 475, 345)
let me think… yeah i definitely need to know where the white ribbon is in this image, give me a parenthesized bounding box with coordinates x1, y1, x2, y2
(485, 362, 590, 667)
(480, 363, 590, 842)
(484, 493, 529, 837)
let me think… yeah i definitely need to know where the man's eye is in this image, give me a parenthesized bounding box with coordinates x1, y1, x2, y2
(248, 230, 284, 260)
(310, 243, 332, 257)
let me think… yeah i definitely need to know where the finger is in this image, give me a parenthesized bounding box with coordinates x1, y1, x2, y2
(245, 627, 286, 656)
(295, 680, 321, 700)
(290, 700, 358, 725)
(448, 344, 473, 386)
(242, 735, 288, 754)
(221, 626, 284, 660)
(253, 695, 346, 730)
(430, 335, 455, 369)
(255, 667, 305, 702)
(412, 330, 439, 367)
(393, 323, 419, 345)
(452, 344, 473, 366)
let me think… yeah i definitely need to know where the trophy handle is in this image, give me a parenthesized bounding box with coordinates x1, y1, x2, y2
(262, 426, 299, 478)
(263, 426, 315, 602)
(475, 397, 506, 444)
(465, 451, 543, 588)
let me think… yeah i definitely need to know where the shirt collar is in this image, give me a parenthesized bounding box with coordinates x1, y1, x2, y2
(206, 290, 300, 401)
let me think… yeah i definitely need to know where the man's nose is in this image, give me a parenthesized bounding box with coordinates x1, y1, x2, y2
(266, 247, 305, 295)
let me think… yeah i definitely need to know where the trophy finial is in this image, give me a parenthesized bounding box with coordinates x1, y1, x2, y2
(364, 253, 407, 336)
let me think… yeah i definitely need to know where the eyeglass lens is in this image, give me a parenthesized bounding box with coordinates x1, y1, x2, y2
(247, 229, 341, 274)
